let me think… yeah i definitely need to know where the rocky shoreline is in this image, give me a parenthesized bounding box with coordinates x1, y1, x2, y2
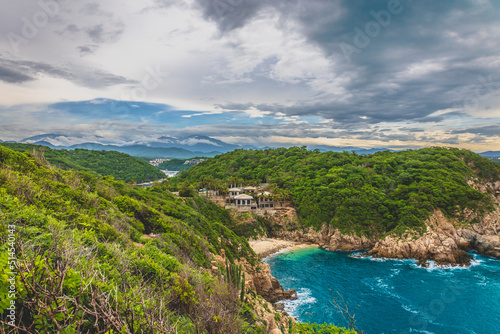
(219, 181, 499, 332)
(266, 181, 500, 267)
(210, 244, 302, 333)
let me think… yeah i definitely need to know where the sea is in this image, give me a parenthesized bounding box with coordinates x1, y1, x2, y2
(265, 247, 500, 334)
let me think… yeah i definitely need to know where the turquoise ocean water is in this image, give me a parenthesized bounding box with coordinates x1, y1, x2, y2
(265, 247, 500, 334)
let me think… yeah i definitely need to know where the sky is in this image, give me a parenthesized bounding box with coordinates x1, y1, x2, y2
(0, 0, 499, 151)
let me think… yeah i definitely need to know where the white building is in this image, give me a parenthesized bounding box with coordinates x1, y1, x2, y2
(257, 192, 274, 208)
(243, 186, 257, 193)
(234, 194, 254, 206)
(228, 188, 242, 197)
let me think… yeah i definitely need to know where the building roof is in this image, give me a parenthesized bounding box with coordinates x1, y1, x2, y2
(234, 194, 253, 200)
(228, 188, 242, 192)
(243, 186, 257, 190)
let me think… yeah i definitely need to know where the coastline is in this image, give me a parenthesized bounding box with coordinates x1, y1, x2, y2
(249, 238, 319, 259)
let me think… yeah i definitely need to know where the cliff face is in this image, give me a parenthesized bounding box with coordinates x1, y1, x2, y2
(210, 252, 296, 333)
(270, 181, 500, 266)
(270, 208, 377, 251)
(457, 180, 500, 259)
(366, 181, 500, 265)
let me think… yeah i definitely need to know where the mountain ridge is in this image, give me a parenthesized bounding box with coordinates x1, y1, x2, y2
(7, 133, 500, 160)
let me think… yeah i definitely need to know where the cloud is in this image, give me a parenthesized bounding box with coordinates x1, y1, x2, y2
(77, 45, 96, 56)
(1, 0, 500, 151)
(80, 3, 101, 15)
(192, 0, 268, 32)
(0, 56, 136, 88)
(0, 65, 34, 83)
(196, 0, 500, 126)
(85, 23, 125, 44)
(451, 124, 500, 137)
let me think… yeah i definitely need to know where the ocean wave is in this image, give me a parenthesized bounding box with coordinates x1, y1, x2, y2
(402, 303, 419, 314)
(412, 258, 483, 271)
(391, 268, 401, 276)
(350, 252, 417, 265)
(262, 246, 293, 262)
(409, 329, 436, 334)
(277, 287, 316, 318)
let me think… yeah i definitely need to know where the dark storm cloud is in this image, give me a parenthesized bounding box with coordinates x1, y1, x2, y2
(451, 125, 500, 137)
(0, 65, 34, 83)
(0, 57, 137, 88)
(199, 0, 500, 126)
(193, 0, 268, 32)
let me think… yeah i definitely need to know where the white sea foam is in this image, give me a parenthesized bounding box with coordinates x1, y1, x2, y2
(409, 329, 435, 334)
(470, 258, 484, 267)
(349, 252, 417, 265)
(401, 303, 419, 314)
(277, 287, 316, 318)
(412, 258, 483, 271)
(262, 246, 293, 262)
(390, 268, 401, 277)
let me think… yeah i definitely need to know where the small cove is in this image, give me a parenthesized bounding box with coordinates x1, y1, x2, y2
(265, 247, 500, 334)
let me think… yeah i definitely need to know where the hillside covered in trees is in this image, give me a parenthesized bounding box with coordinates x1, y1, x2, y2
(0, 143, 165, 183)
(156, 158, 206, 171)
(174, 147, 500, 237)
(0, 145, 355, 333)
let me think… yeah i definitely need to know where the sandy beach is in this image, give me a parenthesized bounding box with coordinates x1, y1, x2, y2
(249, 238, 319, 259)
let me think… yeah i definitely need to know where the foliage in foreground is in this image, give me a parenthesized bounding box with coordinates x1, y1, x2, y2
(293, 323, 357, 334)
(0, 145, 267, 333)
(0, 143, 166, 183)
(174, 147, 499, 236)
(0, 145, 352, 333)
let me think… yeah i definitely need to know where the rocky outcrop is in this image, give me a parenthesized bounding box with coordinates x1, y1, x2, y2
(245, 262, 298, 303)
(365, 181, 500, 266)
(455, 180, 500, 258)
(278, 225, 375, 251)
(268, 181, 500, 266)
(210, 251, 296, 333)
(211, 252, 297, 305)
(365, 210, 474, 266)
(269, 208, 376, 251)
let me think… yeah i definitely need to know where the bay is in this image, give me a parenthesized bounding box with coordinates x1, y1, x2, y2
(265, 247, 500, 334)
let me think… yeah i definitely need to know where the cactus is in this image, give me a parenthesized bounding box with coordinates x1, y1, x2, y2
(225, 259, 246, 300)
(240, 272, 245, 301)
(281, 325, 285, 334)
(289, 317, 293, 333)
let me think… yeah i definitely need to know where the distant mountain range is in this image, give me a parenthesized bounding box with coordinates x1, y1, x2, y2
(20, 134, 238, 152)
(16, 134, 239, 158)
(5, 133, 500, 160)
(478, 151, 500, 158)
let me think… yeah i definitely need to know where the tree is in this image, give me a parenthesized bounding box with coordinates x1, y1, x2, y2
(329, 290, 364, 334)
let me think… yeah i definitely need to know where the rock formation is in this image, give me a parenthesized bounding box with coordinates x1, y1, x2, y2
(211, 251, 297, 304)
(210, 250, 296, 333)
(269, 181, 500, 266)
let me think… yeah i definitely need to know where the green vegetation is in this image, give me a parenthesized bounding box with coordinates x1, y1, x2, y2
(157, 158, 207, 171)
(0, 143, 166, 183)
(173, 147, 500, 237)
(0, 145, 260, 332)
(293, 323, 356, 333)
(0, 144, 354, 333)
